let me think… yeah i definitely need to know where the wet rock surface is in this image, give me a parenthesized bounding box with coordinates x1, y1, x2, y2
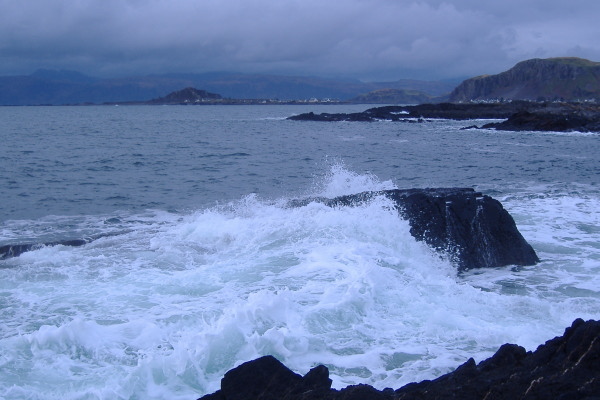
(289, 188, 539, 271)
(198, 318, 600, 400)
(1, 189, 538, 271)
(0, 232, 123, 260)
(0, 239, 92, 260)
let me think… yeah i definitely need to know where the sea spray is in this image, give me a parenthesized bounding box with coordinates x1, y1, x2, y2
(1, 166, 599, 399)
(313, 163, 397, 197)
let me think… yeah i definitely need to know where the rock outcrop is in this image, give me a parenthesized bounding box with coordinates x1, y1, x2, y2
(481, 109, 600, 132)
(288, 101, 554, 122)
(289, 188, 539, 271)
(198, 318, 600, 400)
(449, 57, 600, 102)
(1, 189, 538, 271)
(288, 101, 600, 132)
(199, 356, 332, 400)
(0, 232, 120, 260)
(287, 102, 531, 122)
(0, 239, 91, 260)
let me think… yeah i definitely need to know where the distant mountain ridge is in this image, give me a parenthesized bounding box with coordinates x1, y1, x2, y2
(5, 58, 597, 106)
(0, 70, 456, 106)
(449, 57, 600, 102)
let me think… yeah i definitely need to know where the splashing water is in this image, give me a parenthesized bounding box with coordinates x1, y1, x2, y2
(1, 166, 598, 400)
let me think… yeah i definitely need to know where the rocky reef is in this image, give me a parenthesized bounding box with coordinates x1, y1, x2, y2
(198, 318, 600, 400)
(481, 109, 600, 132)
(288, 102, 524, 122)
(289, 188, 538, 271)
(0, 232, 119, 260)
(288, 101, 600, 133)
(0, 239, 90, 260)
(1, 188, 538, 271)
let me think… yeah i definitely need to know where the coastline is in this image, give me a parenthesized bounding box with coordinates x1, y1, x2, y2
(288, 101, 600, 132)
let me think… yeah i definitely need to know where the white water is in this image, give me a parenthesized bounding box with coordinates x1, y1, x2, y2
(1, 166, 599, 399)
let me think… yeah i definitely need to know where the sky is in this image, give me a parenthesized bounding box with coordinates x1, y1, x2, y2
(1, 0, 600, 82)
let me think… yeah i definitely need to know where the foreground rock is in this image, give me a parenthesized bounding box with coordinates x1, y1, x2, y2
(199, 356, 333, 400)
(198, 318, 600, 400)
(288, 101, 600, 132)
(289, 188, 539, 271)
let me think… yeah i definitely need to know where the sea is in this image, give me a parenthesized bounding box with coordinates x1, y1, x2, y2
(0, 104, 599, 399)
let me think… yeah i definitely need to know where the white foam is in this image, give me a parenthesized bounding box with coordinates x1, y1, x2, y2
(1, 171, 599, 398)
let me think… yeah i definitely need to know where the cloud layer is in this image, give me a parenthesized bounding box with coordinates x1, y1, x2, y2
(2, 0, 599, 80)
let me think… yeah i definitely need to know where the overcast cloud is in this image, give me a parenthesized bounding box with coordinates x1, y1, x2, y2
(1, 0, 599, 81)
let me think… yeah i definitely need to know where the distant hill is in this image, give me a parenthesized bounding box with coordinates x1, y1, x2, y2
(0, 69, 456, 106)
(449, 57, 600, 102)
(147, 87, 222, 104)
(347, 88, 441, 104)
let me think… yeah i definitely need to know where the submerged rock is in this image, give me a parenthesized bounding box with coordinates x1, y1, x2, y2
(0, 232, 122, 260)
(0, 239, 90, 260)
(198, 318, 600, 400)
(289, 188, 539, 271)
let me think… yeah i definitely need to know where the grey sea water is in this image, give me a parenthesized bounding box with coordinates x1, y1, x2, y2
(2, 104, 598, 221)
(0, 105, 599, 399)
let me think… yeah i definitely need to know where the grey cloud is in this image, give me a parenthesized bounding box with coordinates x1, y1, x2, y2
(1, 0, 599, 80)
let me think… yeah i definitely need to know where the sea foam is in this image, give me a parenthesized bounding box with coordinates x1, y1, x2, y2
(1, 167, 599, 399)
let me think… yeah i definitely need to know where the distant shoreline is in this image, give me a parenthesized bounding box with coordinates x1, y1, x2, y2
(0, 99, 351, 107)
(287, 100, 600, 133)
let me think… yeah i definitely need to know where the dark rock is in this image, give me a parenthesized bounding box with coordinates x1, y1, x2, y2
(394, 318, 600, 400)
(200, 356, 332, 400)
(0, 232, 124, 260)
(337, 384, 391, 400)
(289, 188, 539, 271)
(0, 188, 537, 268)
(303, 365, 333, 392)
(0, 239, 90, 260)
(198, 319, 600, 400)
(288, 100, 600, 133)
(288, 111, 375, 122)
(287, 101, 536, 122)
(482, 110, 600, 132)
